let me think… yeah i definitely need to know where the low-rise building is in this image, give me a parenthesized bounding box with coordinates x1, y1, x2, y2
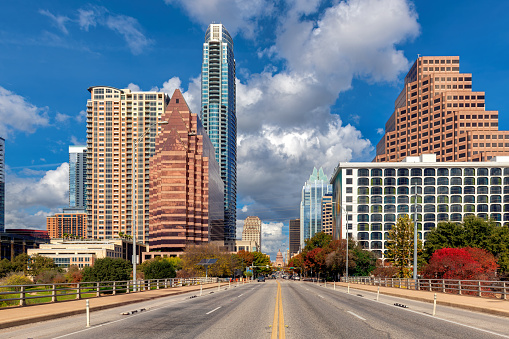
(27, 238, 146, 268)
(46, 208, 87, 239)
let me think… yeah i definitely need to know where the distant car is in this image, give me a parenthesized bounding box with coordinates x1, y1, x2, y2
(257, 276, 265, 282)
(292, 275, 300, 281)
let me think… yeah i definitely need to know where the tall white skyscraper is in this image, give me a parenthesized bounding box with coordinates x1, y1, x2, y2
(242, 216, 262, 252)
(201, 23, 237, 241)
(86, 86, 168, 242)
(300, 167, 332, 249)
(69, 145, 87, 209)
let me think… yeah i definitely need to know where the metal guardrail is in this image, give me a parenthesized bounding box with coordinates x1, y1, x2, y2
(340, 277, 509, 300)
(0, 277, 218, 307)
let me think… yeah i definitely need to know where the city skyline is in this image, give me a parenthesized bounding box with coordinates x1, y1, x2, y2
(1, 0, 509, 259)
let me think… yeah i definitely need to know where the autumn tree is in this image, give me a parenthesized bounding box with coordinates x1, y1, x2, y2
(237, 250, 254, 268)
(385, 215, 422, 278)
(422, 247, 498, 280)
(304, 232, 332, 251)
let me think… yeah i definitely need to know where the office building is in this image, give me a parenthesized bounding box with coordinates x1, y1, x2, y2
(0, 137, 4, 232)
(374, 56, 509, 163)
(86, 86, 169, 243)
(242, 216, 261, 252)
(69, 145, 87, 209)
(46, 208, 87, 239)
(289, 218, 300, 257)
(149, 89, 224, 254)
(27, 238, 146, 268)
(0, 231, 49, 260)
(321, 193, 333, 236)
(300, 167, 332, 249)
(201, 23, 237, 241)
(331, 154, 509, 258)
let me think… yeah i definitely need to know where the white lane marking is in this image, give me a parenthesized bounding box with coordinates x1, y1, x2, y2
(238, 294, 244, 298)
(318, 295, 325, 299)
(347, 311, 366, 321)
(206, 307, 221, 315)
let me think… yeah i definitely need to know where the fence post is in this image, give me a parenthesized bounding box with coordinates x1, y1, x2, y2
(52, 284, 57, 302)
(19, 286, 26, 306)
(96, 282, 100, 297)
(113, 281, 116, 295)
(126, 281, 130, 294)
(165, 279, 168, 289)
(442, 280, 445, 293)
(429, 280, 432, 292)
(76, 283, 81, 299)
(478, 281, 482, 297)
(458, 281, 462, 295)
(503, 282, 507, 300)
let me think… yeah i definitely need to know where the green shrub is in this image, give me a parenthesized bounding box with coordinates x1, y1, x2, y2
(1, 273, 33, 291)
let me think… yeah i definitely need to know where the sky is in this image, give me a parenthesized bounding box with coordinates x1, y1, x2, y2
(1, 0, 509, 260)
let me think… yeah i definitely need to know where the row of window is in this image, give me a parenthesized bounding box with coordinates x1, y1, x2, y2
(357, 212, 504, 222)
(356, 194, 509, 204)
(348, 168, 506, 177)
(354, 177, 507, 186)
(356, 186, 509, 195)
(358, 204, 508, 213)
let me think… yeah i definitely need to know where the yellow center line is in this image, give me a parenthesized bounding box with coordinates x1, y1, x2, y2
(271, 281, 285, 339)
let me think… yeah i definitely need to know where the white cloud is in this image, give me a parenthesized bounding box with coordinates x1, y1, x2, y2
(127, 83, 141, 91)
(164, 0, 273, 37)
(262, 222, 286, 260)
(78, 9, 98, 31)
(39, 9, 71, 35)
(55, 112, 71, 123)
(5, 163, 69, 228)
(76, 110, 87, 123)
(377, 128, 384, 135)
(0, 86, 50, 138)
(106, 15, 153, 55)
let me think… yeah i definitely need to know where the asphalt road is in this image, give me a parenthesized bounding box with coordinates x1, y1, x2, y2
(3, 279, 509, 339)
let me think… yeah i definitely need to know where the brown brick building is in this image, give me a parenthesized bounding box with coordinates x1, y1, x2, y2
(149, 90, 224, 253)
(47, 209, 87, 239)
(374, 56, 509, 163)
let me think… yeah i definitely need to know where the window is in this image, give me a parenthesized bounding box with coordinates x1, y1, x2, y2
(384, 169, 396, 176)
(424, 168, 435, 176)
(346, 178, 353, 184)
(371, 169, 382, 176)
(358, 169, 369, 176)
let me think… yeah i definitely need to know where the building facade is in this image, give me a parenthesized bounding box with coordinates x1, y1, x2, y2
(86, 86, 169, 242)
(300, 167, 332, 249)
(46, 208, 87, 239)
(321, 193, 334, 236)
(201, 23, 237, 241)
(0, 232, 49, 261)
(242, 216, 261, 252)
(69, 145, 87, 209)
(0, 137, 4, 232)
(331, 154, 509, 258)
(289, 218, 300, 257)
(27, 239, 146, 268)
(149, 90, 224, 253)
(374, 56, 509, 163)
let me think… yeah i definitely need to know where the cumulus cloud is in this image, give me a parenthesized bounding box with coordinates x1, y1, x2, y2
(127, 83, 141, 91)
(0, 86, 50, 138)
(377, 128, 385, 135)
(55, 112, 71, 123)
(39, 9, 71, 35)
(5, 163, 69, 228)
(106, 15, 153, 55)
(164, 0, 273, 37)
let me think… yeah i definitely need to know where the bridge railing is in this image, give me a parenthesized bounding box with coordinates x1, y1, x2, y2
(340, 277, 508, 300)
(0, 277, 218, 307)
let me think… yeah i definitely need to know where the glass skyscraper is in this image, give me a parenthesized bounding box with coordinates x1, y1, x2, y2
(69, 145, 87, 209)
(201, 24, 237, 241)
(300, 167, 332, 249)
(0, 137, 4, 232)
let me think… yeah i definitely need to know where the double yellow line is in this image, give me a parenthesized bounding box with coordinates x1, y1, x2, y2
(271, 281, 285, 339)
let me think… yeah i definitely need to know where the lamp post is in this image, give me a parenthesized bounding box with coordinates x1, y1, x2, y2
(132, 120, 168, 292)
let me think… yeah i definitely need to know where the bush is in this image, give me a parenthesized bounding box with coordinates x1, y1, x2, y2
(82, 258, 132, 282)
(35, 269, 66, 284)
(1, 273, 33, 290)
(65, 265, 83, 283)
(142, 259, 177, 279)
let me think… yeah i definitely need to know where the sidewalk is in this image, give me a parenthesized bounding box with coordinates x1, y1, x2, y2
(0, 281, 237, 329)
(320, 281, 509, 318)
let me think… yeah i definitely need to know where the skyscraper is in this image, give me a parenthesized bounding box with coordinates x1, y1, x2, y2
(374, 56, 509, 163)
(0, 137, 4, 232)
(242, 216, 261, 252)
(300, 167, 332, 249)
(86, 86, 168, 242)
(149, 89, 224, 253)
(321, 193, 333, 236)
(201, 23, 237, 241)
(69, 145, 87, 209)
(289, 218, 300, 257)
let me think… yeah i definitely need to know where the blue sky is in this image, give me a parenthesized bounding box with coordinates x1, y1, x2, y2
(1, 0, 508, 259)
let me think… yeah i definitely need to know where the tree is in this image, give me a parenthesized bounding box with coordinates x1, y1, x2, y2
(65, 265, 83, 283)
(12, 253, 30, 274)
(179, 244, 243, 277)
(0, 259, 14, 278)
(304, 232, 332, 251)
(424, 216, 509, 273)
(385, 215, 422, 278)
(237, 250, 254, 268)
(29, 255, 60, 276)
(252, 252, 271, 275)
(305, 248, 325, 277)
(350, 246, 377, 276)
(82, 258, 132, 282)
(422, 247, 498, 280)
(141, 257, 177, 279)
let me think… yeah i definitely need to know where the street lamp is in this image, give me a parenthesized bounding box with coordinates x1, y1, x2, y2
(132, 120, 168, 292)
